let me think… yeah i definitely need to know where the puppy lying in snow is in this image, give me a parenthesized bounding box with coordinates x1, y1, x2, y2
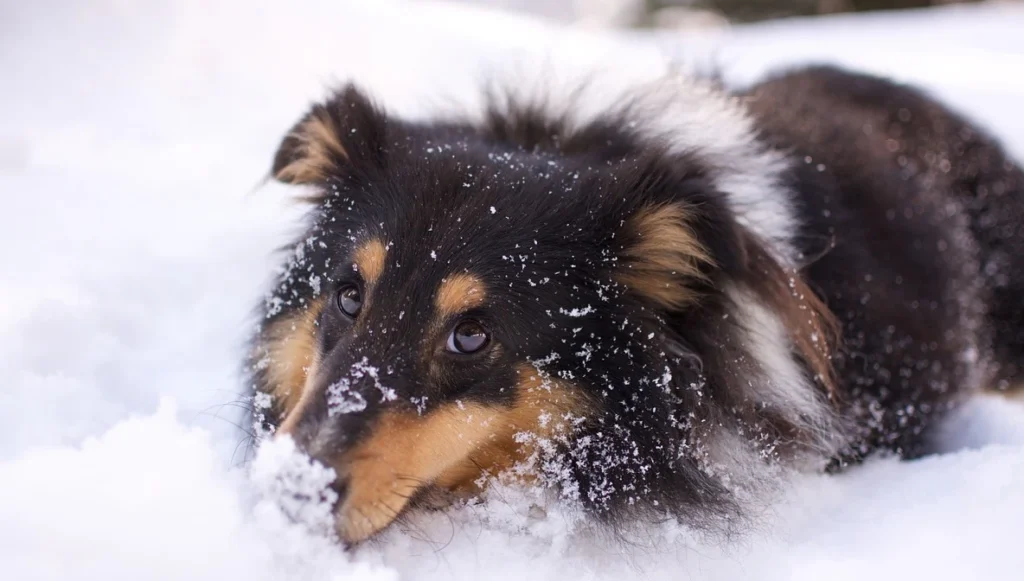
(247, 65, 1024, 543)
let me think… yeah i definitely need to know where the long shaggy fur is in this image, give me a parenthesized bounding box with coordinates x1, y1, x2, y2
(247, 65, 1024, 542)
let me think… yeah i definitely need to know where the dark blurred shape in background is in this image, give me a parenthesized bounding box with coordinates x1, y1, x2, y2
(649, 0, 979, 24)
(433, 0, 1016, 29)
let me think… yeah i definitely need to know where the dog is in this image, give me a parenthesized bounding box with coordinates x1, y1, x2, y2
(247, 65, 1024, 543)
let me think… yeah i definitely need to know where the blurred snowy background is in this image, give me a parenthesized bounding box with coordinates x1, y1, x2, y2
(2, 0, 1024, 580)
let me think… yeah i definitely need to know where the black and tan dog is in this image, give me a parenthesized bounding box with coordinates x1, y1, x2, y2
(248, 66, 1024, 543)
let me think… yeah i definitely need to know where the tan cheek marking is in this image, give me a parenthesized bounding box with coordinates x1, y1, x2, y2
(353, 238, 387, 286)
(434, 273, 487, 318)
(275, 111, 349, 184)
(615, 203, 712, 310)
(337, 403, 504, 542)
(259, 298, 325, 427)
(434, 364, 590, 491)
(334, 364, 590, 542)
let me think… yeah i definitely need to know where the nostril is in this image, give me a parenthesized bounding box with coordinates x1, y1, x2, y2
(329, 477, 349, 506)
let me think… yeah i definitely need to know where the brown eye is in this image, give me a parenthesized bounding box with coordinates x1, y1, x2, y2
(336, 284, 362, 318)
(446, 321, 490, 354)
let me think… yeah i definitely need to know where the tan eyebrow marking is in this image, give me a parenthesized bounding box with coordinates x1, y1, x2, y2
(435, 273, 487, 317)
(353, 238, 387, 285)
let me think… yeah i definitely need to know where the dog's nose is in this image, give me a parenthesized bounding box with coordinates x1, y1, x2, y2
(328, 475, 349, 504)
(275, 369, 380, 461)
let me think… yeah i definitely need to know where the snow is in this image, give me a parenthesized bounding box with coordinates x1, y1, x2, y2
(2, 0, 1024, 579)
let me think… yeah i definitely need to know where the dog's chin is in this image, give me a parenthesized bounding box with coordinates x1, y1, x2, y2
(332, 483, 463, 544)
(332, 485, 412, 544)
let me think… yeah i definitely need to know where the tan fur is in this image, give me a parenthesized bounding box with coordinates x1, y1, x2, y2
(775, 275, 840, 400)
(274, 111, 348, 184)
(434, 273, 487, 317)
(335, 364, 588, 542)
(276, 347, 322, 437)
(745, 233, 841, 401)
(616, 204, 712, 309)
(260, 299, 325, 428)
(434, 365, 589, 490)
(353, 238, 387, 286)
(336, 404, 500, 542)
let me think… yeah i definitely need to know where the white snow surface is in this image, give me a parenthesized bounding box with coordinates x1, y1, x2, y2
(4, 1, 1024, 579)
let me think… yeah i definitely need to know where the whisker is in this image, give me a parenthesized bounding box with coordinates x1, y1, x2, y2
(215, 401, 258, 413)
(190, 410, 256, 438)
(232, 435, 256, 466)
(377, 500, 434, 545)
(434, 508, 458, 554)
(394, 474, 430, 486)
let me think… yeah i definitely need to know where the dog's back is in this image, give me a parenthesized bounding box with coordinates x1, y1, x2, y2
(745, 66, 1024, 458)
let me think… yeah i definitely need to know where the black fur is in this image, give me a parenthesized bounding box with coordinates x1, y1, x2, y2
(744, 66, 1024, 459)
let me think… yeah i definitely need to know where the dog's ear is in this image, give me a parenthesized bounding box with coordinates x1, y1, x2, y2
(271, 85, 389, 185)
(614, 202, 714, 310)
(608, 157, 744, 311)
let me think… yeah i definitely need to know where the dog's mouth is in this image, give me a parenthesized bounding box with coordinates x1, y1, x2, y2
(314, 406, 505, 544)
(328, 468, 423, 544)
(328, 475, 461, 544)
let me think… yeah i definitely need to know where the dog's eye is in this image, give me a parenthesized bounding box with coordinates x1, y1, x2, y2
(336, 284, 362, 318)
(446, 321, 490, 354)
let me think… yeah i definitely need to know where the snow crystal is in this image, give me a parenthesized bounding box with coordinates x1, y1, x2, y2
(326, 358, 396, 417)
(325, 378, 368, 416)
(558, 305, 596, 317)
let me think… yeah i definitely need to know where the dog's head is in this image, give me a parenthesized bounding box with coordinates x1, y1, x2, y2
(251, 84, 837, 542)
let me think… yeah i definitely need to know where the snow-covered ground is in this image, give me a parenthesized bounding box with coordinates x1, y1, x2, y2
(3, 1, 1024, 579)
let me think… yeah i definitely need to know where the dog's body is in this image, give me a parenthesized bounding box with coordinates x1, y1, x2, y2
(248, 65, 1024, 542)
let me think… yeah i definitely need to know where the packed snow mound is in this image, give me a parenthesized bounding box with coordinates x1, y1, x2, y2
(2, 398, 1023, 580)
(0, 402, 393, 581)
(3, 1, 1024, 579)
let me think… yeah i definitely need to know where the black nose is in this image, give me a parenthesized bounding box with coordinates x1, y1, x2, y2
(284, 379, 366, 458)
(329, 476, 349, 506)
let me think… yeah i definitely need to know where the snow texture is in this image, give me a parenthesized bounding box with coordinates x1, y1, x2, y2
(3, 0, 1024, 579)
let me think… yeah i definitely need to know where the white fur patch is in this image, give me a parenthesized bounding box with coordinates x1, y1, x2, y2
(444, 66, 800, 264)
(623, 76, 799, 265)
(726, 285, 844, 461)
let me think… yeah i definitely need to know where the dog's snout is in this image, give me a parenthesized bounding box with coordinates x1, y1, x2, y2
(278, 360, 388, 444)
(269, 351, 432, 543)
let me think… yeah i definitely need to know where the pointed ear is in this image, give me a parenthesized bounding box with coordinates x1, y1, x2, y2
(271, 85, 389, 185)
